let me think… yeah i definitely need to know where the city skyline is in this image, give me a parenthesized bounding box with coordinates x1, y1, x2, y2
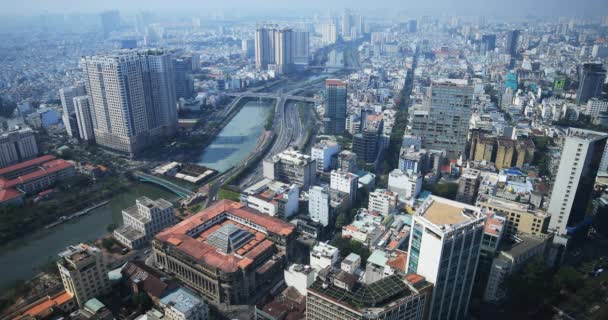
(2, 0, 608, 17)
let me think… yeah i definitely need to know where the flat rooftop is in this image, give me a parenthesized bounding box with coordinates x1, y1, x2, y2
(418, 196, 482, 227)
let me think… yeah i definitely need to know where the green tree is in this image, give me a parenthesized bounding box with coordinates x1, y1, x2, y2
(502, 258, 554, 312)
(102, 238, 115, 250)
(553, 266, 583, 292)
(0, 96, 17, 118)
(335, 211, 348, 228)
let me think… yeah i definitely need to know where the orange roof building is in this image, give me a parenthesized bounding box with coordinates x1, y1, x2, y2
(153, 200, 296, 306)
(0, 155, 75, 202)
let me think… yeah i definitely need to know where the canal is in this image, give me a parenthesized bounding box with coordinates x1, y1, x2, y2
(0, 183, 178, 289)
(197, 99, 273, 172)
(0, 100, 274, 290)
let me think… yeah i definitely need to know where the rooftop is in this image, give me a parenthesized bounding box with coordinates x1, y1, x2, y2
(309, 273, 417, 310)
(500, 233, 550, 259)
(160, 287, 203, 314)
(155, 200, 294, 273)
(418, 196, 483, 228)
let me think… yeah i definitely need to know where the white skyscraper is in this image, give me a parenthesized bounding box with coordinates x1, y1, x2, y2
(293, 30, 310, 66)
(273, 28, 294, 74)
(81, 49, 177, 156)
(73, 96, 95, 142)
(309, 185, 330, 226)
(255, 24, 277, 71)
(407, 196, 486, 320)
(548, 128, 608, 244)
(321, 22, 337, 45)
(59, 84, 86, 138)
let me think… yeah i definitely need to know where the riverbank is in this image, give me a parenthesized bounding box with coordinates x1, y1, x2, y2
(0, 182, 177, 290)
(0, 176, 131, 244)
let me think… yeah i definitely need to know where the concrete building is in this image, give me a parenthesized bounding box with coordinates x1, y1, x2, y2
(337, 150, 357, 173)
(368, 189, 398, 216)
(388, 169, 422, 206)
(73, 96, 95, 142)
(0, 155, 75, 196)
(477, 194, 550, 238)
(273, 28, 295, 74)
(113, 197, 176, 249)
(353, 125, 380, 164)
(483, 234, 552, 302)
(81, 49, 177, 157)
(398, 146, 430, 174)
(406, 79, 473, 159)
(477, 212, 507, 290)
(241, 39, 255, 58)
(311, 140, 340, 172)
(330, 169, 359, 206)
(308, 185, 331, 227)
(548, 128, 608, 244)
(159, 287, 209, 320)
(495, 139, 515, 170)
(241, 179, 300, 219)
(514, 139, 535, 167)
(284, 264, 316, 296)
(506, 29, 520, 56)
(586, 98, 608, 117)
(310, 242, 340, 271)
(341, 253, 361, 274)
(153, 200, 296, 305)
(59, 84, 86, 138)
(364, 250, 393, 284)
(255, 24, 277, 71)
(456, 168, 481, 205)
(293, 31, 310, 66)
(321, 22, 337, 45)
(57, 244, 111, 307)
(576, 63, 606, 104)
(263, 150, 316, 190)
(173, 56, 194, 100)
(254, 25, 296, 74)
(323, 79, 347, 135)
(480, 34, 496, 55)
(306, 270, 432, 320)
(407, 196, 487, 320)
(0, 127, 38, 168)
(342, 209, 385, 247)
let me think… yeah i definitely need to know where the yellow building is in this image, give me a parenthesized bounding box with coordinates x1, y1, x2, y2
(514, 139, 535, 167)
(474, 137, 495, 162)
(495, 139, 515, 170)
(477, 195, 550, 237)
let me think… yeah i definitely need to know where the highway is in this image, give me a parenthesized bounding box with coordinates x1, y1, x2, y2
(226, 91, 321, 104)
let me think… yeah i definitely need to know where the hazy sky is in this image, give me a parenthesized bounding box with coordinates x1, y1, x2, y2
(1, 0, 607, 17)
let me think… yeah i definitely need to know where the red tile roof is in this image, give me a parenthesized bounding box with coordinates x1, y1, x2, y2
(0, 160, 73, 189)
(0, 188, 24, 202)
(156, 200, 295, 273)
(326, 79, 347, 86)
(19, 290, 73, 318)
(387, 251, 408, 272)
(0, 155, 56, 176)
